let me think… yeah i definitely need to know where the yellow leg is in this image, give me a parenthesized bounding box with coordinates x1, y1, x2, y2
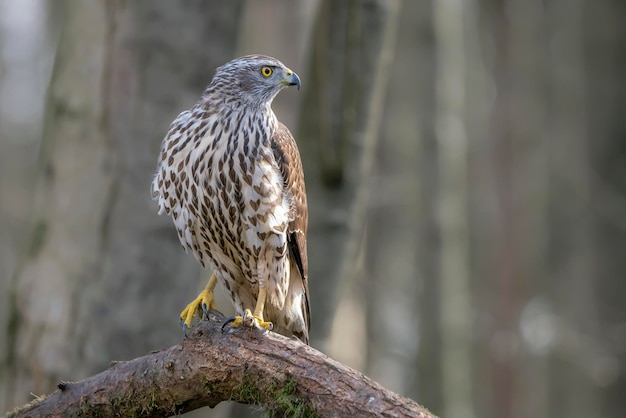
(222, 287, 273, 332)
(180, 274, 218, 333)
(253, 287, 267, 319)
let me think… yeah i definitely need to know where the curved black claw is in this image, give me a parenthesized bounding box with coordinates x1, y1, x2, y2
(202, 302, 209, 320)
(221, 315, 241, 333)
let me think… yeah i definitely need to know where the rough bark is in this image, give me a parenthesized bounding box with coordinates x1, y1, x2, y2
(6, 312, 435, 418)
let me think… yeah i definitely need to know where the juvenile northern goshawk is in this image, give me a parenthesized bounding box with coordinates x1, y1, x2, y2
(152, 55, 310, 343)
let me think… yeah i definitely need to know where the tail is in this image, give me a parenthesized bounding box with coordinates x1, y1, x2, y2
(271, 260, 310, 344)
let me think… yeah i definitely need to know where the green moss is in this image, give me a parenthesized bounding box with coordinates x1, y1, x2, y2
(202, 376, 217, 395)
(75, 401, 108, 418)
(264, 379, 320, 418)
(231, 377, 319, 418)
(108, 387, 168, 417)
(232, 374, 263, 404)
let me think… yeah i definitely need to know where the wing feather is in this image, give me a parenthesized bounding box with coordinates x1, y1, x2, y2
(271, 122, 310, 335)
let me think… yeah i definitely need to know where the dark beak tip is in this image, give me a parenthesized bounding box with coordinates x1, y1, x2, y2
(288, 73, 301, 91)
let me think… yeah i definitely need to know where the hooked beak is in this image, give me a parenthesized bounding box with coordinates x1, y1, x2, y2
(282, 69, 301, 90)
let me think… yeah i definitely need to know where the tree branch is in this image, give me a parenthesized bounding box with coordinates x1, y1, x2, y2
(6, 311, 436, 417)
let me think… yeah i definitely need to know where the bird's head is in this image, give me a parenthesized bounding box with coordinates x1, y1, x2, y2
(210, 55, 301, 107)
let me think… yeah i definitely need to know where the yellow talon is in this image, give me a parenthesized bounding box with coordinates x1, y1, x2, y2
(226, 314, 244, 328)
(180, 274, 218, 333)
(222, 288, 273, 332)
(222, 309, 273, 332)
(244, 308, 273, 331)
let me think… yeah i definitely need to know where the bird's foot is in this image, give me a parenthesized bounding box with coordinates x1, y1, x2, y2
(180, 285, 218, 335)
(222, 309, 273, 333)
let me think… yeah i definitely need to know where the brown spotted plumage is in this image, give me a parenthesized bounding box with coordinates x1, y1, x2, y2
(152, 55, 310, 343)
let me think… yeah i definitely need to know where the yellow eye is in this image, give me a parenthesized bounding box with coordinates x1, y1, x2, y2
(261, 66, 273, 77)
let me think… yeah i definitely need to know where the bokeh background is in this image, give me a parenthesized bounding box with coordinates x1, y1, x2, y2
(1, 1, 625, 417)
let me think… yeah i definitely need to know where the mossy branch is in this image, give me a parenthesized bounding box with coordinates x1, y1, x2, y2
(5, 311, 436, 418)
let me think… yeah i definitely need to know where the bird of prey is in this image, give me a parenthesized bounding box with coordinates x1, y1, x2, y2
(152, 55, 310, 344)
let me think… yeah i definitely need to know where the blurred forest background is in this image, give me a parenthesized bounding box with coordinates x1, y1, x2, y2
(1, 0, 625, 417)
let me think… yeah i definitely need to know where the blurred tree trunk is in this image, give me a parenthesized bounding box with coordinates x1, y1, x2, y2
(546, 0, 595, 413)
(408, 0, 445, 414)
(298, 0, 401, 348)
(363, 0, 436, 400)
(1, 0, 243, 411)
(554, 1, 626, 417)
(585, 1, 626, 416)
(470, 1, 554, 416)
(482, 1, 525, 415)
(0, 0, 64, 397)
(433, 1, 474, 418)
